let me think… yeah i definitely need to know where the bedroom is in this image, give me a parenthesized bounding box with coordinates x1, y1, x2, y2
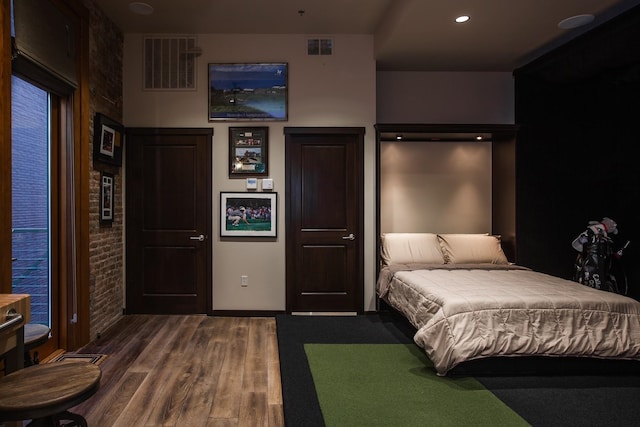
(1, 0, 640, 375)
(2, 0, 640, 425)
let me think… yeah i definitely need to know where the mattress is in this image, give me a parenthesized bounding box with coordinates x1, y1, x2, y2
(377, 263, 640, 375)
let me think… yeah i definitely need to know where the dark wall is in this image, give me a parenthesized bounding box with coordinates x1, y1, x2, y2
(514, 6, 640, 299)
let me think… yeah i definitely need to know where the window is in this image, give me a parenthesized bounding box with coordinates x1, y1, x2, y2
(4, 0, 90, 355)
(11, 75, 51, 327)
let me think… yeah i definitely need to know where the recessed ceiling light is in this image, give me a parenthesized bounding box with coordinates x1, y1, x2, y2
(455, 15, 470, 24)
(129, 2, 154, 16)
(558, 14, 594, 29)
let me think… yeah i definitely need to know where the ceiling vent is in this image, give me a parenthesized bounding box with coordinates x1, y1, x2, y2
(307, 38, 333, 56)
(143, 36, 199, 90)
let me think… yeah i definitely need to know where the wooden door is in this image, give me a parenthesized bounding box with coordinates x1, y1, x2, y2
(285, 127, 364, 313)
(126, 128, 212, 314)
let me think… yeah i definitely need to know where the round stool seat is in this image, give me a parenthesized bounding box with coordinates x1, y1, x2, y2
(0, 362, 101, 422)
(24, 323, 51, 350)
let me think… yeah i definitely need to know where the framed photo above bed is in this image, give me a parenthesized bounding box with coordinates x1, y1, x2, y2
(220, 192, 277, 237)
(208, 62, 288, 121)
(93, 113, 124, 166)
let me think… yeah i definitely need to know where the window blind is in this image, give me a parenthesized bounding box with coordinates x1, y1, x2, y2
(12, 0, 78, 89)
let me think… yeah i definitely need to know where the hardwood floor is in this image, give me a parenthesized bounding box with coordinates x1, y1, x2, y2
(69, 315, 284, 427)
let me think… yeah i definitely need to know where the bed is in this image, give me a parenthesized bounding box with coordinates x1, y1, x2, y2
(376, 232, 640, 376)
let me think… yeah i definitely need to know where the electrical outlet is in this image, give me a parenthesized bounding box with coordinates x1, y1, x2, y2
(241, 275, 248, 287)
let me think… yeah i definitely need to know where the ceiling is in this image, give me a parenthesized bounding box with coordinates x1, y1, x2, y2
(94, 0, 640, 72)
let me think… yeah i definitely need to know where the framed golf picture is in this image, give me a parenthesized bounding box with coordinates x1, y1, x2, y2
(208, 62, 288, 121)
(229, 126, 268, 177)
(220, 192, 277, 237)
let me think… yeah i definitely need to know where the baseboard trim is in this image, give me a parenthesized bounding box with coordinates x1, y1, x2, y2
(291, 311, 357, 316)
(210, 310, 285, 317)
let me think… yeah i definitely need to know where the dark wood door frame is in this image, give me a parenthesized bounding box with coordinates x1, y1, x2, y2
(284, 127, 365, 313)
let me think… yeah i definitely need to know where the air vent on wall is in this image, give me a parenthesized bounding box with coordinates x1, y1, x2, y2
(143, 36, 199, 90)
(307, 38, 333, 56)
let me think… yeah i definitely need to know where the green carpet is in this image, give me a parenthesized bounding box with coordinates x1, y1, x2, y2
(305, 343, 529, 427)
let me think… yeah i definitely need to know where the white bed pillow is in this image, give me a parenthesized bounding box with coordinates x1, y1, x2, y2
(380, 233, 445, 266)
(437, 233, 509, 264)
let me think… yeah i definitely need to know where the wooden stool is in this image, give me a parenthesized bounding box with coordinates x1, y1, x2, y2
(0, 362, 101, 426)
(24, 323, 51, 366)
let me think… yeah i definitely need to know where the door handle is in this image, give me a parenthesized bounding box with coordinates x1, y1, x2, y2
(189, 234, 207, 242)
(342, 233, 355, 241)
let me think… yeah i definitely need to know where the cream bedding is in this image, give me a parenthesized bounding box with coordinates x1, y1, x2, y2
(377, 264, 640, 375)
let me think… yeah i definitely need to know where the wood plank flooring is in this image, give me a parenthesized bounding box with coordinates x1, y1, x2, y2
(69, 315, 284, 427)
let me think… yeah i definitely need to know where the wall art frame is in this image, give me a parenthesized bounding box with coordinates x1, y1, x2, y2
(100, 171, 114, 225)
(220, 192, 277, 237)
(229, 126, 268, 177)
(208, 62, 288, 121)
(93, 113, 124, 166)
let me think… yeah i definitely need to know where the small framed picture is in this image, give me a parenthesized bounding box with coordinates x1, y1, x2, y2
(220, 192, 277, 237)
(99, 125, 116, 157)
(100, 172, 114, 225)
(229, 127, 268, 177)
(93, 113, 124, 166)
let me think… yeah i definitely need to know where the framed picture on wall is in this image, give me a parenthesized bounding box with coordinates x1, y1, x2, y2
(93, 113, 124, 166)
(208, 62, 288, 121)
(220, 192, 277, 237)
(100, 171, 114, 225)
(229, 126, 268, 177)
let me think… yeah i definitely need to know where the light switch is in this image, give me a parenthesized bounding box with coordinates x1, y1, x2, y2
(262, 178, 273, 190)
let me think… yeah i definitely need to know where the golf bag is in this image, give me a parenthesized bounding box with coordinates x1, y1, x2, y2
(572, 217, 629, 295)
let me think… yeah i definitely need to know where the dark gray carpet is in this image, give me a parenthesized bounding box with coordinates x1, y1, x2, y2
(276, 312, 640, 427)
(276, 312, 415, 427)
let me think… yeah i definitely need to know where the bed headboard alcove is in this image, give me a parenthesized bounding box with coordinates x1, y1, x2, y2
(374, 123, 518, 278)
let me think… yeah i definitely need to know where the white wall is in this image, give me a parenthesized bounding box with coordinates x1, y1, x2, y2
(123, 34, 378, 311)
(380, 141, 493, 234)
